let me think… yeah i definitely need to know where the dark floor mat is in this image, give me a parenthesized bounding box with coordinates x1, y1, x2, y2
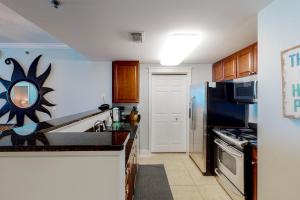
(134, 164, 173, 200)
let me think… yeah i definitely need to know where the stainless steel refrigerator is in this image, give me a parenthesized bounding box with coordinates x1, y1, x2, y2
(189, 82, 247, 175)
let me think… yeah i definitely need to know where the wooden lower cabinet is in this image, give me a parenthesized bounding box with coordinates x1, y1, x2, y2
(251, 147, 257, 200)
(125, 135, 139, 200)
(125, 156, 134, 200)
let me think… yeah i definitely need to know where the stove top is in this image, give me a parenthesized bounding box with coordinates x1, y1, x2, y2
(213, 127, 257, 148)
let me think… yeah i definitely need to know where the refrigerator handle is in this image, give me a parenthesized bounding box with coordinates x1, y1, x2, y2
(189, 97, 194, 119)
(189, 96, 195, 130)
(191, 96, 196, 130)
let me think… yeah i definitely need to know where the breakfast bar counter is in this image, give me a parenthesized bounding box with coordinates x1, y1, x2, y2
(0, 109, 137, 200)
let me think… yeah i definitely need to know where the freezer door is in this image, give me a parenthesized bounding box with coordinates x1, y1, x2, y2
(189, 84, 207, 173)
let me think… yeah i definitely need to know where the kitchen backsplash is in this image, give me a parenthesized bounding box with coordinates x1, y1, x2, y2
(232, 75, 258, 123)
(249, 104, 258, 123)
(112, 103, 139, 114)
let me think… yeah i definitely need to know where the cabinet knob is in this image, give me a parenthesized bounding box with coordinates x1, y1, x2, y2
(252, 161, 256, 165)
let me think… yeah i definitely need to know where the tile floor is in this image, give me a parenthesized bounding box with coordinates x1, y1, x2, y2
(139, 153, 231, 200)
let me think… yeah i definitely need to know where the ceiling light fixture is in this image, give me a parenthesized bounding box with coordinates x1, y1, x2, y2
(160, 34, 201, 66)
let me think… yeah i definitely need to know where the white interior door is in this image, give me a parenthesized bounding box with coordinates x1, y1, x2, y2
(151, 74, 187, 152)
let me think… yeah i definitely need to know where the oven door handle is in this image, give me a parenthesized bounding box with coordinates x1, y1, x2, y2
(214, 139, 243, 158)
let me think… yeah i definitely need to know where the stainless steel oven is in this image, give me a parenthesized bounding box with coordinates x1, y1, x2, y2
(214, 138, 245, 200)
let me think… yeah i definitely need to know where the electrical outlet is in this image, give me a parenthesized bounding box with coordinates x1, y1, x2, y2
(102, 94, 106, 104)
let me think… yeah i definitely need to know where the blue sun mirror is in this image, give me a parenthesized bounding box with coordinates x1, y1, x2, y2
(0, 55, 55, 126)
(9, 81, 38, 109)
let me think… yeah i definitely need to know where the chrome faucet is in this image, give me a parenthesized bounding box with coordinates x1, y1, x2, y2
(94, 120, 106, 132)
(94, 120, 102, 132)
(101, 121, 106, 131)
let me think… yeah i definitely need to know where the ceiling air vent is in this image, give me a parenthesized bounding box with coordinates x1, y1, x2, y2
(129, 32, 144, 43)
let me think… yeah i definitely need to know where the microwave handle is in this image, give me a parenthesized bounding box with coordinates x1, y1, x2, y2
(255, 81, 258, 99)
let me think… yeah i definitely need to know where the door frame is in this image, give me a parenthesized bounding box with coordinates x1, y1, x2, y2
(149, 67, 192, 153)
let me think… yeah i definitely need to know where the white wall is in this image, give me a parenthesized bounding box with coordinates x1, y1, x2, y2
(258, 0, 300, 199)
(191, 64, 213, 84)
(0, 48, 112, 124)
(0, 46, 212, 152)
(138, 64, 212, 151)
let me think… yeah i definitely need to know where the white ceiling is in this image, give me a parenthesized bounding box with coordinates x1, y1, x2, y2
(0, 0, 273, 63)
(0, 3, 59, 43)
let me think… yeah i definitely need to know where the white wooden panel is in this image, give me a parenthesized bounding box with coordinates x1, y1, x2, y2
(151, 75, 187, 152)
(0, 150, 125, 200)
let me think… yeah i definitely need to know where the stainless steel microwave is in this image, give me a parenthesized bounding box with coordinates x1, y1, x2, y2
(234, 81, 257, 103)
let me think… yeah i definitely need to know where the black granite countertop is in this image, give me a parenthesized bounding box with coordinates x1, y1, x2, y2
(0, 109, 140, 152)
(0, 127, 129, 152)
(0, 108, 137, 152)
(105, 122, 138, 139)
(0, 109, 111, 136)
(102, 121, 139, 165)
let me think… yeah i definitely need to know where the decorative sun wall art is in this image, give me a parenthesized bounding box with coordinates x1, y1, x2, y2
(0, 55, 55, 126)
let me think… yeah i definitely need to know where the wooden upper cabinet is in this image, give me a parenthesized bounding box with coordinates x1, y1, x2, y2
(223, 55, 237, 80)
(112, 61, 139, 103)
(212, 43, 258, 80)
(237, 45, 255, 78)
(212, 61, 224, 81)
(253, 43, 258, 74)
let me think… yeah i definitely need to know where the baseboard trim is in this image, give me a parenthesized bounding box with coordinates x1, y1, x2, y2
(140, 149, 151, 157)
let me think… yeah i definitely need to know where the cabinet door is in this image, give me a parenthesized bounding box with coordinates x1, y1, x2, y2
(136, 128, 140, 165)
(253, 43, 258, 74)
(113, 61, 139, 103)
(237, 46, 254, 78)
(252, 147, 257, 200)
(126, 153, 135, 200)
(125, 171, 131, 200)
(213, 61, 224, 81)
(223, 56, 237, 80)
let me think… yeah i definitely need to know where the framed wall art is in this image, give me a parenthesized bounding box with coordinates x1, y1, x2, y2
(281, 45, 300, 118)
